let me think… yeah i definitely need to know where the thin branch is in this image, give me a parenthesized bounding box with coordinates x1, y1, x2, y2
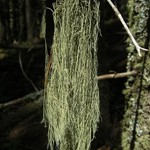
(0, 90, 43, 110)
(97, 70, 137, 80)
(19, 52, 39, 92)
(0, 70, 137, 109)
(45, 7, 54, 13)
(106, 0, 148, 56)
(0, 44, 48, 50)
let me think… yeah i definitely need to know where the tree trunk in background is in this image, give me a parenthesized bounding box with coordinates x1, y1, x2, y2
(26, 0, 33, 41)
(18, 0, 25, 41)
(13, 0, 19, 41)
(9, 0, 14, 42)
(0, 0, 10, 42)
(45, 0, 54, 46)
(122, 0, 150, 149)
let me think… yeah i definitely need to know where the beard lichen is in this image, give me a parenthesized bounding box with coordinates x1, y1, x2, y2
(43, 0, 100, 150)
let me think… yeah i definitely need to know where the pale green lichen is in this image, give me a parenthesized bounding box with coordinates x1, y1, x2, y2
(43, 1, 100, 150)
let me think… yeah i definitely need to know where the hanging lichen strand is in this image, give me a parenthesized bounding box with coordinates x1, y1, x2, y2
(43, 0, 100, 150)
(122, 0, 150, 149)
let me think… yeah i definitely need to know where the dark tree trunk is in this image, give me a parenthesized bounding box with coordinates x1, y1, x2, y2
(25, 0, 33, 41)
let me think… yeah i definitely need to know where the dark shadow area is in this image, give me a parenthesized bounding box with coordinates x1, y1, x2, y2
(91, 0, 128, 149)
(0, 48, 45, 103)
(0, 0, 53, 150)
(0, 108, 48, 150)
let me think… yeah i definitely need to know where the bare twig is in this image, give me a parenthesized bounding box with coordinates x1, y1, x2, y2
(0, 43, 48, 49)
(0, 90, 43, 110)
(19, 52, 39, 92)
(0, 70, 137, 109)
(106, 0, 148, 56)
(45, 7, 54, 13)
(97, 70, 137, 80)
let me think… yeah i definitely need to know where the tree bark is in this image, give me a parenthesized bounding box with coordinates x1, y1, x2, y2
(121, 1, 150, 149)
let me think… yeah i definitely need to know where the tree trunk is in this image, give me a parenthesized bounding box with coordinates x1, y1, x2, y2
(121, 0, 150, 149)
(25, 0, 33, 41)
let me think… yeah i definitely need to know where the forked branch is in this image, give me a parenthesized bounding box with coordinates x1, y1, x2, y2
(107, 0, 148, 56)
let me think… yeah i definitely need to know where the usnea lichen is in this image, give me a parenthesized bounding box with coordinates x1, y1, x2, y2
(43, 1, 101, 150)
